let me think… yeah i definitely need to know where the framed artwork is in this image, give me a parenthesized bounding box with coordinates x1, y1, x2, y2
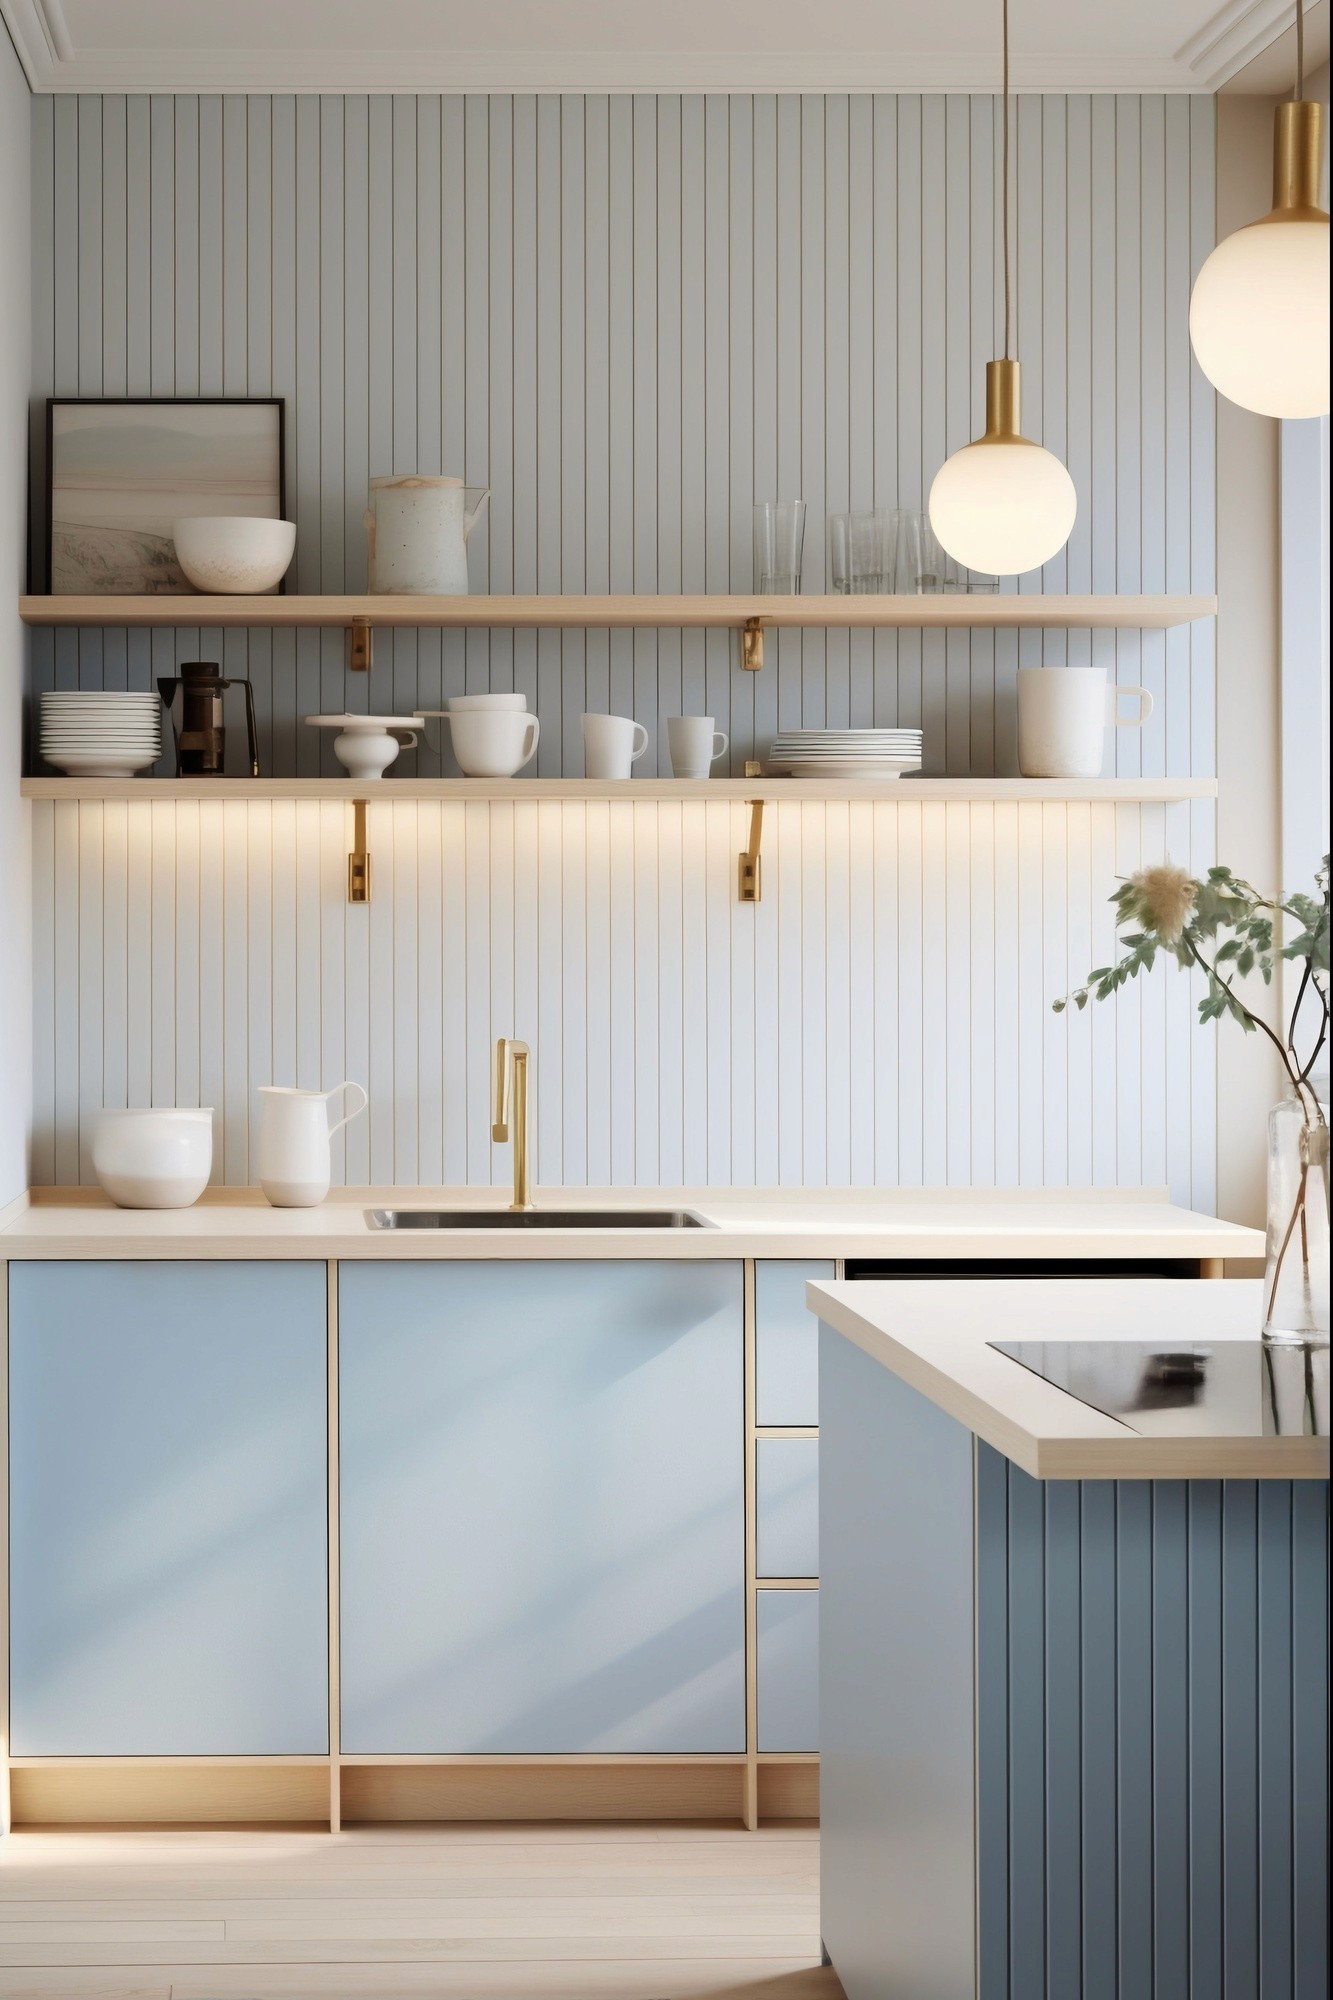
(45, 398, 287, 595)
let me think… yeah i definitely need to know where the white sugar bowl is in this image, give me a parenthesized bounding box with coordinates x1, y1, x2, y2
(92, 1108, 214, 1209)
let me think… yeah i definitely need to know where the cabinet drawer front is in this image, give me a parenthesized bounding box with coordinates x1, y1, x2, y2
(755, 1260, 834, 1427)
(338, 1259, 745, 1755)
(756, 1437, 819, 1579)
(7, 1260, 329, 1756)
(757, 1587, 820, 1752)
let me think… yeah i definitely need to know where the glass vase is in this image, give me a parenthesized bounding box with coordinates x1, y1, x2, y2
(1263, 1089, 1331, 1344)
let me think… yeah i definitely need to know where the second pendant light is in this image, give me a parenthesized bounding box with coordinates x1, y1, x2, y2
(928, 0, 1076, 578)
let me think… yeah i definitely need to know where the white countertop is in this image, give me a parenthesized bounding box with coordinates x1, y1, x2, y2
(0, 1185, 1264, 1262)
(811, 1276, 1329, 1480)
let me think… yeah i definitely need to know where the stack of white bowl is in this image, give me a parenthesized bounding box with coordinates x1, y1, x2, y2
(40, 690, 162, 776)
(767, 727, 923, 777)
(415, 693, 540, 778)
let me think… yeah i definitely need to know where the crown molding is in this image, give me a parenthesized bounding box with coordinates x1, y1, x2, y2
(0, 0, 1290, 96)
(1175, 0, 1302, 86)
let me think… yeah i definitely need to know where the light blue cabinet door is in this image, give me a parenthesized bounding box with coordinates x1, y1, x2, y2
(755, 1260, 835, 1426)
(339, 1259, 745, 1754)
(757, 1587, 820, 1752)
(7, 1260, 328, 1756)
(756, 1437, 819, 1578)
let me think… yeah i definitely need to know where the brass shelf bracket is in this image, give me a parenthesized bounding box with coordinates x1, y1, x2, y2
(741, 617, 764, 672)
(348, 799, 372, 903)
(349, 616, 373, 673)
(738, 800, 763, 903)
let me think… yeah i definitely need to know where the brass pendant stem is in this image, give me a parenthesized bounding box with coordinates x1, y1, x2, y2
(1271, 99, 1326, 219)
(984, 358, 1023, 442)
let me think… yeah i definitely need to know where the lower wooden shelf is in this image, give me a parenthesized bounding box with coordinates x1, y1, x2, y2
(21, 774, 1219, 804)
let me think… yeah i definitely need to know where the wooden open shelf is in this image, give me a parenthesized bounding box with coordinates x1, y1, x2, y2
(20, 591, 1217, 630)
(21, 775, 1219, 804)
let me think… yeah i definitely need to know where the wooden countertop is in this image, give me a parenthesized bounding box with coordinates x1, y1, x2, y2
(810, 1277, 1329, 1480)
(0, 1187, 1264, 1264)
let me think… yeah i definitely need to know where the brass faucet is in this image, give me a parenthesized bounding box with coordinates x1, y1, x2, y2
(491, 1038, 533, 1210)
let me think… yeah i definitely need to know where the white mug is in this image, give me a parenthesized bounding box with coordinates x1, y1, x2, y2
(444, 709, 540, 778)
(583, 712, 649, 779)
(667, 716, 729, 779)
(1017, 666, 1153, 779)
(256, 1081, 368, 1208)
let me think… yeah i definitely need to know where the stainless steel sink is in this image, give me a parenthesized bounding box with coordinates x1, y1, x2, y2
(366, 1207, 711, 1231)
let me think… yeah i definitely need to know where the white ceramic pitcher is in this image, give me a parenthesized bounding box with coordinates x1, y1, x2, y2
(364, 475, 490, 595)
(256, 1082, 368, 1208)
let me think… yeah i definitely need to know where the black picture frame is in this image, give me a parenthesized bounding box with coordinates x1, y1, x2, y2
(44, 396, 288, 595)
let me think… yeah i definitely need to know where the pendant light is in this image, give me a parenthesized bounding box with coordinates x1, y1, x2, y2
(1189, 0, 1329, 419)
(928, 0, 1076, 577)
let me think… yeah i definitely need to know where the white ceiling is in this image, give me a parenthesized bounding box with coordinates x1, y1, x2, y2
(0, 0, 1319, 93)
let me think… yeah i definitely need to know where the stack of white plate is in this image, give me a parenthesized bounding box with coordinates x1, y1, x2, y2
(40, 691, 163, 777)
(767, 727, 923, 777)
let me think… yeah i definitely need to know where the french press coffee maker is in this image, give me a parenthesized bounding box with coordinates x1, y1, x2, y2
(158, 662, 261, 777)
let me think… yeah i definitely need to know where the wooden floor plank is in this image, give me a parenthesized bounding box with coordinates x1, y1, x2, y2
(0, 1828, 842, 2000)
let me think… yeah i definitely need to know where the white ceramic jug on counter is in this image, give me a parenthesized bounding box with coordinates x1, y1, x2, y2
(364, 475, 490, 594)
(256, 1082, 368, 1207)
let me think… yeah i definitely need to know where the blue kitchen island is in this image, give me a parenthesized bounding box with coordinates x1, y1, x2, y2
(811, 1276, 1330, 2000)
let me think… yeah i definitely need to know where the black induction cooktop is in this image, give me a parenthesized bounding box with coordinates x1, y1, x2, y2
(990, 1338, 1330, 1439)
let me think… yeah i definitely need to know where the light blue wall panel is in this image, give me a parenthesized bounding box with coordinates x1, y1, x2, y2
(756, 1436, 819, 1578)
(29, 92, 1216, 791)
(7, 1259, 329, 1755)
(26, 92, 1218, 1211)
(755, 1259, 834, 1426)
(756, 1587, 820, 1753)
(338, 1258, 745, 1753)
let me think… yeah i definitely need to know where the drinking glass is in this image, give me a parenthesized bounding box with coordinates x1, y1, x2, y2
(907, 513, 966, 594)
(830, 510, 901, 594)
(753, 501, 807, 595)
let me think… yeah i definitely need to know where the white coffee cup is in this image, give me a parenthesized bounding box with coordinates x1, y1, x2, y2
(667, 716, 729, 779)
(445, 692, 528, 713)
(445, 709, 540, 777)
(1017, 666, 1153, 778)
(583, 712, 649, 779)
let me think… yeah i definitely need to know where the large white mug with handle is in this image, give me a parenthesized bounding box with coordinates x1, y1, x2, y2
(582, 712, 649, 779)
(666, 716, 729, 779)
(1017, 666, 1153, 778)
(256, 1082, 368, 1208)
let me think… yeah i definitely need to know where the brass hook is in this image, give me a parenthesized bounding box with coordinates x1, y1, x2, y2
(349, 616, 373, 673)
(738, 800, 763, 903)
(741, 617, 764, 672)
(348, 799, 372, 903)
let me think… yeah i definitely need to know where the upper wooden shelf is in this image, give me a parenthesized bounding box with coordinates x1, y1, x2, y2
(19, 592, 1217, 631)
(21, 776, 1219, 804)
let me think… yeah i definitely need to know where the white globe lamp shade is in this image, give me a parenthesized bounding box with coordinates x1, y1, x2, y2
(1188, 103, 1329, 420)
(928, 360, 1077, 578)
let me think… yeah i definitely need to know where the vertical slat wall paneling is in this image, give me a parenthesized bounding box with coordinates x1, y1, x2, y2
(31, 92, 1215, 1194)
(1291, 1481, 1330, 2000)
(36, 793, 1200, 1188)
(980, 1457, 1331, 1999)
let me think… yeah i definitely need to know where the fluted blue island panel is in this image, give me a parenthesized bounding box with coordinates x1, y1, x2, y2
(7, 1260, 329, 1756)
(976, 1451, 1330, 2000)
(816, 1285, 1330, 2000)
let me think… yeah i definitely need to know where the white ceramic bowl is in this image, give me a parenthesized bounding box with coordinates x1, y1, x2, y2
(172, 516, 297, 594)
(92, 1107, 214, 1208)
(445, 709, 541, 777)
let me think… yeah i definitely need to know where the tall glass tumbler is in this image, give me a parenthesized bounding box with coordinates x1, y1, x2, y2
(754, 501, 807, 595)
(830, 509, 902, 593)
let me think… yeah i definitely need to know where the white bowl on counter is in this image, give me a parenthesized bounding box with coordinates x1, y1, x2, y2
(172, 516, 297, 594)
(92, 1108, 214, 1209)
